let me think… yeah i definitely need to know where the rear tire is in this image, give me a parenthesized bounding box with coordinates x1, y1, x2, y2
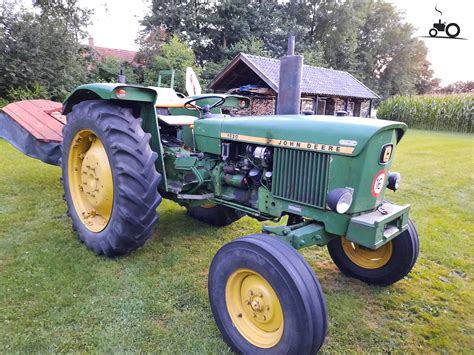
(61, 100, 161, 256)
(187, 204, 243, 226)
(327, 219, 419, 286)
(209, 234, 327, 353)
(446, 23, 460, 38)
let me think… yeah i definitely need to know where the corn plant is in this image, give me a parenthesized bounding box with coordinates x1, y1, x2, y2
(377, 94, 474, 133)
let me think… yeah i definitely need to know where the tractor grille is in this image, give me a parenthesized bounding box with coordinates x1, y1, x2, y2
(272, 148, 330, 208)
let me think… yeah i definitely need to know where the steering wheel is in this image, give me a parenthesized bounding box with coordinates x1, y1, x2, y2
(184, 95, 226, 115)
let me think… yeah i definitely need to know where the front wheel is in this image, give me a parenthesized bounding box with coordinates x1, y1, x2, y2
(429, 28, 437, 37)
(327, 219, 419, 286)
(209, 234, 327, 353)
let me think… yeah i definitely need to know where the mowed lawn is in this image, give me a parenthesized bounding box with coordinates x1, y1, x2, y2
(1, 129, 473, 353)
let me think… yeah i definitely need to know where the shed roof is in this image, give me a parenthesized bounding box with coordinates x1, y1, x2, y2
(209, 53, 379, 99)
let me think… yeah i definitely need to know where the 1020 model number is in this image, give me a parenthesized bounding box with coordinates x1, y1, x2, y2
(225, 133, 239, 139)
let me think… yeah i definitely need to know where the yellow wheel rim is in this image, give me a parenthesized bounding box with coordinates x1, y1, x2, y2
(67, 129, 114, 232)
(341, 237, 392, 269)
(225, 269, 284, 348)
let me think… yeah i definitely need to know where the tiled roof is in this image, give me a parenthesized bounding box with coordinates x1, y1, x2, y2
(210, 53, 379, 99)
(91, 46, 138, 64)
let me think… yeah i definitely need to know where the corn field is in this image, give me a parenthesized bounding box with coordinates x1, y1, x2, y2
(377, 95, 474, 133)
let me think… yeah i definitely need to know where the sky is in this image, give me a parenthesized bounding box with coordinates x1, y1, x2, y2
(80, 0, 474, 85)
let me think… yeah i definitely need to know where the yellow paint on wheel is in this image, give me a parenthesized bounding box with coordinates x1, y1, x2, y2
(225, 269, 284, 348)
(341, 237, 392, 269)
(68, 129, 113, 232)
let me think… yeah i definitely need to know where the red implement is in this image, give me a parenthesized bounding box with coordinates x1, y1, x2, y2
(0, 100, 66, 165)
(1, 100, 66, 142)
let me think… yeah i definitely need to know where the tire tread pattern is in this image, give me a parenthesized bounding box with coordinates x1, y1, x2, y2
(61, 100, 161, 256)
(209, 234, 328, 354)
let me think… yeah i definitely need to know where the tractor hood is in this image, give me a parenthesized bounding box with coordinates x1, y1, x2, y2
(195, 115, 407, 156)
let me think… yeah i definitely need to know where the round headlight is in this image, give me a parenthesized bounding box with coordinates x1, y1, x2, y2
(387, 172, 401, 191)
(327, 188, 353, 214)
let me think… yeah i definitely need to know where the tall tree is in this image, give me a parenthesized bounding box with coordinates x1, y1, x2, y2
(140, 0, 296, 64)
(0, 0, 91, 100)
(140, 0, 436, 97)
(88, 57, 139, 85)
(353, 0, 437, 97)
(200, 36, 272, 87)
(142, 35, 199, 93)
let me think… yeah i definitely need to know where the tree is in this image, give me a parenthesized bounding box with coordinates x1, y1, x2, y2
(300, 44, 327, 67)
(141, 35, 198, 93)
(348, 0, 438, 97)
(141, 0, 298, 64)
(140, 0, 436, 97)
(0, 0, 91, 100)
(201, 36, 272, 87)
(88, 57, 139, 84)
(436, 81, 474, 94)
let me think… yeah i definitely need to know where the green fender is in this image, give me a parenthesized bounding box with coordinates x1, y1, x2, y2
(62, 83, 158, 114)
(62, 83, 170, 189)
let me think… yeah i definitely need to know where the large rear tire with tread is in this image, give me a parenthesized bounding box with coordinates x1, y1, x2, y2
(61, 100, 161, 256)
(209, 234, 328, 353)
(327, 219, 419, 286)
(187, 204, 243, 226)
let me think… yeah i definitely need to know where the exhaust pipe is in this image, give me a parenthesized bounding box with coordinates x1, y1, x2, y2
(276, 36, 303, 115)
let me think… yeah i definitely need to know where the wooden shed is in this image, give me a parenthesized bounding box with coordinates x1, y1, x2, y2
(208, 53, 379, 117)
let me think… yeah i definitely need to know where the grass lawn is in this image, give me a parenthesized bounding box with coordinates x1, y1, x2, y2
(1, 129, 473, 353)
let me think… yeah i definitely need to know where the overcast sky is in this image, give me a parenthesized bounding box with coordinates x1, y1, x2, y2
(80, 0, 473, 85)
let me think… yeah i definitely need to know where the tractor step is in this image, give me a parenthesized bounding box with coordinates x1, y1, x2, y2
(0, 100, 65, 165)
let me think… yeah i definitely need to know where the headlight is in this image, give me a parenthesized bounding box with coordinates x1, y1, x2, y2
(387, 172, 401, 191)
(327, 188, 353, 214)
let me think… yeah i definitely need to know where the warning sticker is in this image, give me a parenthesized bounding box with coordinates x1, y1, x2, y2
(371, 170, 386, 198)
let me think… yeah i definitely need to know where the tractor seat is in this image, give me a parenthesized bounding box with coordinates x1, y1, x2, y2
(157, 114, 197, 126)
(150, 87, 188, 108)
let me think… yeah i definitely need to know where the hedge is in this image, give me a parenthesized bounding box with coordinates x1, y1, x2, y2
(377, 94, 474, 133)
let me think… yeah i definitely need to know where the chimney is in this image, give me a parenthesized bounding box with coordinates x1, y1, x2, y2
(88, 36, 94, 47)
(276, 36, 303, 115)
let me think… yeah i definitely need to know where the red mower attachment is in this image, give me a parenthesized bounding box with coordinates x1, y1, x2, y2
(0, 100, 66, 165)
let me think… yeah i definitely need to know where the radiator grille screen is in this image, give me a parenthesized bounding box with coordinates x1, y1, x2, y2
(272, 148, 330, 208)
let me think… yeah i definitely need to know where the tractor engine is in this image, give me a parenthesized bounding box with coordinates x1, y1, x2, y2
(215, 142, 274, 209)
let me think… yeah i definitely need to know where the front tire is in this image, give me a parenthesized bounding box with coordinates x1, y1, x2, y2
(61, 100, 162, 256)
(209, 234, 327, 353)
(327, 219, 419, 286)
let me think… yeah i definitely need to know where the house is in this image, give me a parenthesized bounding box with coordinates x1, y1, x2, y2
(88, 37, 138, 65)
(208, 53, 379, 117)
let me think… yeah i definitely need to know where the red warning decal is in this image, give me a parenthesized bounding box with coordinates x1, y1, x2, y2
(371, 170, 386, 198)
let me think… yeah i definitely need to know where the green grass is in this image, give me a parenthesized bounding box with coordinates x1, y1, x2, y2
(1, 130, 473, 353)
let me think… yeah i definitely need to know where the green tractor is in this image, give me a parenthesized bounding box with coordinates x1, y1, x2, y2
(0, 54, 418, 354)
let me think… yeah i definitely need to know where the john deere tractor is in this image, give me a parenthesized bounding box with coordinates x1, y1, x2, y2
(0, 51, 418, 353)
